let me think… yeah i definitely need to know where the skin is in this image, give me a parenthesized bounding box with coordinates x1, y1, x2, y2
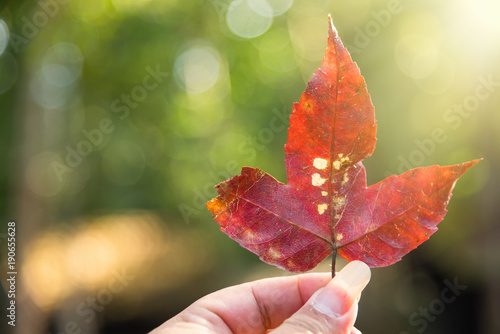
(151, 262, 370, 334)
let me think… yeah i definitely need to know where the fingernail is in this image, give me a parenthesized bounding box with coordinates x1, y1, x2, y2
(312, 261, 371, 317)
(350, 327, 362, 334)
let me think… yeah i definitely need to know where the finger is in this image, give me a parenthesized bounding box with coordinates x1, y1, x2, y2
(207, 272, 332, 333)
(163, 272, 332, 334)
(272, 260, 370, 334)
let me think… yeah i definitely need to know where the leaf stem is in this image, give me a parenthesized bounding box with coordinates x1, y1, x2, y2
(331, 248, 337, 278)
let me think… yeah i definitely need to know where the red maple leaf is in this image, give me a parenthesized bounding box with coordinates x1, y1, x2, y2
(206, 16, 480, 274)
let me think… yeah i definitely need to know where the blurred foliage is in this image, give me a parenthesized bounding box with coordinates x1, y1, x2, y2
(0, 0, 499, 333)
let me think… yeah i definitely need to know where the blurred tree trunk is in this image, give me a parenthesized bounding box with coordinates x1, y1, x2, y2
(5, 1, 51, 333)
(12, 54, 50, 334)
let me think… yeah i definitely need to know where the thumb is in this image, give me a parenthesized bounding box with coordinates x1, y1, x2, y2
(273, 261, 371, 334)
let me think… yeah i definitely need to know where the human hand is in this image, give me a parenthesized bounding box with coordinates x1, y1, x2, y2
(150, 260, 371, 334)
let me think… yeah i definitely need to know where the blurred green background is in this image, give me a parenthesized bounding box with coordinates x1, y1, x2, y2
(0, 0, 499, 333)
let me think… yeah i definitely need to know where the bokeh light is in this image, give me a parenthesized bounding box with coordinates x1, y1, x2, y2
(23, 233, 70, 309)
(30, 43, 82, 109)
(413, 54, 455, 95)
(173, 44, 221, 94)
(394, 34, 439, 80)
(287, 6, 329, 79)
(264, 0, 293, 16)
(0, 18, 9, 56)
(42, 43, 83, 87)
(226, 0, 273, 38)
(30, 68, 75, 109)
(22, 212, 214, 310)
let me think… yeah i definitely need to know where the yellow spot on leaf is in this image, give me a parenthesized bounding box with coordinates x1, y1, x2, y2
(333, 160, 341, 170)
(332, 155, 350, 170)
(312, 173, 327, 187)
(313, 157, 328, 170)
(341, 172, 349, 186)
(333, 196, 346, 211)
(336, 233, 343, 241)
(243, 229, 258, 241)
(321, 191, 328, 196)
(268, 247, 281, 260)
(317, 203, 328, 215)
